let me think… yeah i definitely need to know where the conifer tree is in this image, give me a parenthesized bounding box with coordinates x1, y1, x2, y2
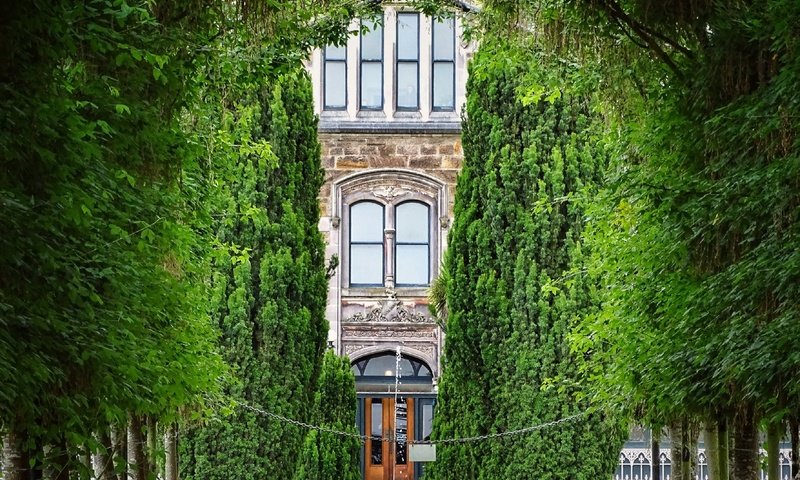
(180, 69, 329, 479)
(294, 350, 360, 480)
(426, 38, 624, 479)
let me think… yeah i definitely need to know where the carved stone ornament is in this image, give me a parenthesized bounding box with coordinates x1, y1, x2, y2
(344, 292, 433, 324)
(372, 185, 413, 200)
(331, 216, 341, 229)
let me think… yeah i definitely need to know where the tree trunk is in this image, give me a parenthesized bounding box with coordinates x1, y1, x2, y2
(145, 416, 157, 476)
(671, 420, 684, 480)
(79, 449, 92, 480)
(164, 424, 178, 480)
(3, 430, 28, 480)
(706, 420, 721, 480)
(766, 419, 782, 480)
(652, 433, 661, 480)
(127, 415, 148, 480)
(685, 418, 700, 480)
(790, 415, 799, 480)
(110, 423, 126, 480)
(719, 417, 730, 480)
(731, 405, 759, 480)
(43, 440, 70, 480)
(93, 430, 117, 480)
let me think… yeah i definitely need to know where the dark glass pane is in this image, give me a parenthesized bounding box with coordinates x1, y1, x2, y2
(396, 62, 418, 109)
(325, 44, 346, 60)
(422, 404, 433, 440)
(360, 62, 383, 108)
(371, 401, 383, 465)
(324, 62, 346, 108)
(396, 202, 428, 242)
(433, 62, 455, 109)
(395, 398, 407, 465)
(433, 17, 455, 60)
(363, 355, 414, 376)
(361, 20, 383, 60)
(350, 202, 383, 241)
(397, 13, 419, 60)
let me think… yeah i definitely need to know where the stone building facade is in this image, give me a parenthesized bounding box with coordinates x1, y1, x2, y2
(307, 4, 474, 479)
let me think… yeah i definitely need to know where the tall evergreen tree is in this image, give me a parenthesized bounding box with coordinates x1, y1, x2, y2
(294, 350, 360, 480)
(180, 69, 329, 480)
(426, 38, 624, 480)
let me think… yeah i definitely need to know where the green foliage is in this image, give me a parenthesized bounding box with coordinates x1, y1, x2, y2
(0, 0, 368, 474)
(478, 0, 800, 448)
(0, 0, 226, 458)
(294, 351, 360, 480)
(425, 37, 625, 480)
(179, 66, 330, 479)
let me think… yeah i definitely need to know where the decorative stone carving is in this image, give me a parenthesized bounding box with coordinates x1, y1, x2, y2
(342, 329, 436, 338)
(331, 216, 340, 228)
(344, 344, 363, 356)
(343, 292, 433, 324)
(372, 185, 414, 200)
(439, 216, 450, 229)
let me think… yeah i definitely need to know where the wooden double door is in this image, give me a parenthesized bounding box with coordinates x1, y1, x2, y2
(364, 397, 415, 480)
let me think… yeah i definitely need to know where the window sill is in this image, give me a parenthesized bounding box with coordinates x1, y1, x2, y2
(318, 120, 460, 134)
(343, 286, 430, 298)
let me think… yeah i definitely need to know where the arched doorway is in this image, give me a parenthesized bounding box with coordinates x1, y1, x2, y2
(351, 352, 436, 480)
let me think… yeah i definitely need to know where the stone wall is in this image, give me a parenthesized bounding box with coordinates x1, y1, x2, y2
(318, 132, 463, 218)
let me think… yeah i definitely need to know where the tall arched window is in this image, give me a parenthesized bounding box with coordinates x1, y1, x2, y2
(395, 201, 429, 286)
(350, 201, 384, 285)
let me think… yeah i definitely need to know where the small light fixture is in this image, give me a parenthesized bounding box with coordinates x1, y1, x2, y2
(327, 340, 335, 350)
(385, 370, 393, 376)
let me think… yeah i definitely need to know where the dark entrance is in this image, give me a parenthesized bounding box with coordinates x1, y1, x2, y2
(352, 352, 436, 480)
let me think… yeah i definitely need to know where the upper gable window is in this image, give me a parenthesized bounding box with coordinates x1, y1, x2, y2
(432, 17, 456, 111)
(319, 11, 461, 116)
(396, 12, 420, 110)
(323, 45, 347, 109)
(360, 18, 384, 110)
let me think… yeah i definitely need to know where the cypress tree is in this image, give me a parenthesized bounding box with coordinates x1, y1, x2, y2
(181, 69, 329, 479)
(426, 38, 624, 480)
(294, 350, 360, 480)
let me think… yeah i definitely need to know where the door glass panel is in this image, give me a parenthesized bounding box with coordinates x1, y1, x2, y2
(396, 244, 428, 285)
(422, 404, 433, 441)
(371, 401, 383, 465)
(395, 398, 408, 465)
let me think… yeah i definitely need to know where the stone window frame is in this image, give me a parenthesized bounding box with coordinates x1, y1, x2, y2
(332, 169, 447, 298)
